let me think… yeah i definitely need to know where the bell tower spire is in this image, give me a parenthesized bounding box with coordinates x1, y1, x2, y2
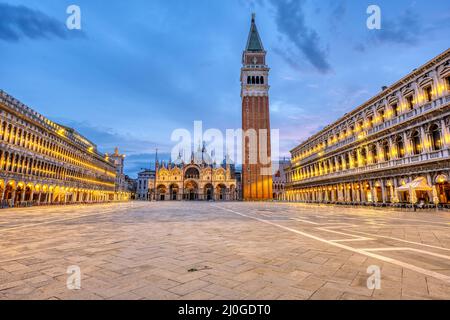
(245, 13, 264, 52)
(241, 13, 273, 201)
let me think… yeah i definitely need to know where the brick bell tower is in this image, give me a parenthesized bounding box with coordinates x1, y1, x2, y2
(241, 13, 273, 200)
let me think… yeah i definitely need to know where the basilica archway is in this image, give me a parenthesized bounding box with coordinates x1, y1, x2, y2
(216, 184, 227, 201)
(169, 184, 179, 201)
(157, 185, 167, 201)
(184, 181, 198, 201)
(204, 183, 213, 201)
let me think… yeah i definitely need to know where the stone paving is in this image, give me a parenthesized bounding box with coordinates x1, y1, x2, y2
(0, 201, 449, 300)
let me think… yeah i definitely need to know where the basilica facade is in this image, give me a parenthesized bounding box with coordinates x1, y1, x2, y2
(285, 49, 450, 207)
(154, 147, 239, 201)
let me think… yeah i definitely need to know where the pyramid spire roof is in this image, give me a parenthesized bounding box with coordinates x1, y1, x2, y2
(245, 13, 264, 52)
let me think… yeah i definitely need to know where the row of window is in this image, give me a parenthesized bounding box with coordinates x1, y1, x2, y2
(0, 117, 115, 178)
(289, 123, 445, 182)
(293, 75, 450, 161)
(0, 149, 115, 189)
(246, 75, 265, 85)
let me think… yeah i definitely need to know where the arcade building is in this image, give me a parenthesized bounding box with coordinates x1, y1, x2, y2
(285, 49, 450, 207)
(0, 90, 130, 207)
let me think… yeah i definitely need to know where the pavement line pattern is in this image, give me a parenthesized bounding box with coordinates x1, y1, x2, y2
(345, 228, 450, 252)
(0, 204, 148, 232)
(362, 247, 450, 260)
(291, 218, 319, 225)
(213, 204, 450, 284)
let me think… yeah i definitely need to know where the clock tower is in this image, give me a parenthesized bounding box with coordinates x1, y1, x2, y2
(241, 14, 273, 200)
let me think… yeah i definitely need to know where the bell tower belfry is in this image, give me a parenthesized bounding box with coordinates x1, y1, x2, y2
(241, 13, 273, 200)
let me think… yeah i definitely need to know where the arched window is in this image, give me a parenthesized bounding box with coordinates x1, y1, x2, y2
(406, 95, 414, 110)
(430, 124, 442, 151)
(391, 103, 398, 117)
(378, 109, 385, 122)
(247, 76, 251, 84)
(383, 141, 390, 161)
(360, 148, 367, 166)
(256, 76, 260, 84)
(370, 144, 378, 163)
(412, 131, 422, 155)
(185, 167, 200, 179)
(424, 86, 433, 102)
(396, 136, 405, 158)
(251, 76, 256, 84)
(260, 76, 264, 84)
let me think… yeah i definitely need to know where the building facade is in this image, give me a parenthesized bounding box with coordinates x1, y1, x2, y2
(109, 147, 136, 196)
(136, 169, 155, 201)
(286, 49, 450, 206)
(154, 147, 238, 201)
(0, 90, 130, 207)
(241, 14, 273, 200)
(273, 159, 289, 201)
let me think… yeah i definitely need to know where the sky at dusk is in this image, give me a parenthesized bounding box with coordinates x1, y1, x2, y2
(1, 0, 449, 177)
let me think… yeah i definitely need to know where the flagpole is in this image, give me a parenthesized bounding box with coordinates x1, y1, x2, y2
(153, 148, 158, 201)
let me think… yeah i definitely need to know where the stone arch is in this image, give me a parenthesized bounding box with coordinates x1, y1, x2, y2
(169, 183, 179, 201)
(394, 135, 405, 158)
(184, 180, 198, 201)
(3, 180, 16, 205)
(215, 183, 227, 201)
(230, 184, 236, 200)
(428, 123, 442, 151)
(204, 183, 214, 201)
(381, 140, 390, 161)
(185, 167, 200, 179)
(410, 130, 422, 155)
(157, 184, 167, 201)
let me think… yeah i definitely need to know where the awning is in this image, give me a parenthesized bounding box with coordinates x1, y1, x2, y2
(396, 177, 433, 192)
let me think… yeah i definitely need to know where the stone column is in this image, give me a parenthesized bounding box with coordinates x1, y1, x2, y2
(366, 146, 372, 165)
(338, 186, 343, 202)
(348, 152, 354, 169)
(420, 126, 431, 153)
(20, 189, 26, 203)
(371, 182, 377, 203)
(341, 155, 346, 170)
(403, 131, 412, 157)
(389, 137, 398, 160)
(362, 183, 368, 203)
(392, 179, 399, 203)
(440, 119, 449, 149)
(380, 181, 386, 203)
(11, 190, 16, 207)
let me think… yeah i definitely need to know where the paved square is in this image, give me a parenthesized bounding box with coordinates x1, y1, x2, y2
(0, 201, 449, 300)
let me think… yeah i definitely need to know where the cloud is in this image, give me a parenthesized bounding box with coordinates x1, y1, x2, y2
(269, 0, 332, 73)
(329, 0, 347, 31)
(0, 3, 75, 42)
(355, 7, 423, 51)
(373, 8, 422, 45)
(52, 118, 173, 177)
(52, 117, 168, 154)
(125, 152, 171, 178)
